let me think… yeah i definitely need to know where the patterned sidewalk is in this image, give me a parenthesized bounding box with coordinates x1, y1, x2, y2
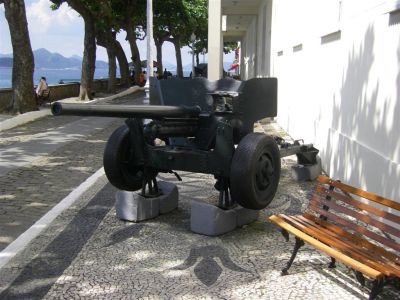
(2, 165, 397, 299)
(1, 118, 398, 299)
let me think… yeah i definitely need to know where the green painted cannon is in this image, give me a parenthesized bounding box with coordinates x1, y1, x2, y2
(52, 77, 317, 210)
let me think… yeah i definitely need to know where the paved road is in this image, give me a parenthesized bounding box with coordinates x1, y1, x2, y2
(0, 92, 144, 251)
(0, 96, 399, 299)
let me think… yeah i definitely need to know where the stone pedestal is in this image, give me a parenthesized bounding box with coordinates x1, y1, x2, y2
(115, 181, 178, 222)
(190, 200, 259, 236)
(291, 157, 322, 181)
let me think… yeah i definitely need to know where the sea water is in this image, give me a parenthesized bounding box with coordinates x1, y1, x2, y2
(0, 67, 111, 88)
(0, 67, 192, 88)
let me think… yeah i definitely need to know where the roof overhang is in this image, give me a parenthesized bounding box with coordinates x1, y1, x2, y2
(222, 0, 261, 41)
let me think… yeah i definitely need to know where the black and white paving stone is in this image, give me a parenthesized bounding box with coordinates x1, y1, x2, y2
(1, 159, 398, 299)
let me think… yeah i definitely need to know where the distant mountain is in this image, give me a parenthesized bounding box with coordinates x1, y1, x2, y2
(0, 53, 12, 58)
(70, 54, 82, 60)
(0, 48, 108, 69)
(0, 57, 12, 67)
(182, 61, 233, 71)
(162, 62, 177, 71)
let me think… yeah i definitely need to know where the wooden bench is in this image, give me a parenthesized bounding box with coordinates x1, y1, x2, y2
(269, 175, 400, 299)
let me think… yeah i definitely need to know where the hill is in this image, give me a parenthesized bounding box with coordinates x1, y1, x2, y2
(0, 49, 108, 69)
(0, 57, 13, 67)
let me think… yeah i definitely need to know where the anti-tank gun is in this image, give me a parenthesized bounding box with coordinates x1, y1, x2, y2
(51, 77, 318, 210)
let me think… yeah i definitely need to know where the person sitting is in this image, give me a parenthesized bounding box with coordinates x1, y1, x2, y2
(36, 76, 48, 97)
(35, 77, 50, 105)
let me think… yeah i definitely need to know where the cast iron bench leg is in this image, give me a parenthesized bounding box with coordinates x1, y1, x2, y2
(328, 257, 336, 268)
(369, 277, 385, 300)
(353, 269, 366, 287)
(281, 237, 304, 275)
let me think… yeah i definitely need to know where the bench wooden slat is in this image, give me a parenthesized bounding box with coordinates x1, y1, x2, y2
(317, 175, 400, 210)
(315, 186, 400, 224)
(303, 212, 400, 264)
(294, 215, 400, 277)
(269, 214, 383, 279)
(309, 203, 400, 252)
(279, 214, 398, 276)
(310, 195, 400, 238)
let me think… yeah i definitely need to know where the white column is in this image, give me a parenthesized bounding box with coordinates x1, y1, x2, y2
(144, 0, 154, 103)
(207, 0, 223, 80)
(146, 0, 154, 83)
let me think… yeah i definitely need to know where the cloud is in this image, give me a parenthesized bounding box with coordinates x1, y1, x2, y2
(26, 0, 80, 31)
(24, 0, 84, 57)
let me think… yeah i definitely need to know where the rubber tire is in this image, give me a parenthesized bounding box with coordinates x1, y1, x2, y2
(103, 125, 144, 191)
(230, 133, 281, 210)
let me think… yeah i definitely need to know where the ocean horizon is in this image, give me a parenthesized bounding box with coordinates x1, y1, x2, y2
(0, 67, 110, 88)
(0, 67, 192, 88)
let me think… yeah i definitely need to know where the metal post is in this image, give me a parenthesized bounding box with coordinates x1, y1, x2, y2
(191, 33, 196, 79)
(145, 0, 154, 103)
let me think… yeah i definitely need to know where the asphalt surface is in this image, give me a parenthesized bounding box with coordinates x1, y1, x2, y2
(0, 91, 399, 299)
(0, 92, 144, 251)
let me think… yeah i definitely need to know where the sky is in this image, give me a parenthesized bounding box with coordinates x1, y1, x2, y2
(0, 0, 233, 67)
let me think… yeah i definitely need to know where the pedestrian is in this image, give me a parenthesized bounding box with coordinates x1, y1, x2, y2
(36, 76, 48, 97)
(139, 71, 146, 86)
(163, 68, 168, 80)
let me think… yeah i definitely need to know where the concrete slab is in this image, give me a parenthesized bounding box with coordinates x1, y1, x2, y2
(158, 181, 179, 214)
(115, 181, 179, 222)
(291, 157, 322, 181)
(190, 200, 259, 236)
(190, 200, 237, 236)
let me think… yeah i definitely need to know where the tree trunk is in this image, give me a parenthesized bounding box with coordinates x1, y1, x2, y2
(196, 53, 200, 66)
(97, 30, 130, 88)
(126, 27, 142, 84)
(106, 47, 116, 93)
(155, 38, 163, 77)
(79, 16, 96, 100)
(3, 0, 36, 114)
(114, 40, 130, 87)
(172, 39, 183, 78)
(97, 30, 116, 93)
(66, 0, 96, 100)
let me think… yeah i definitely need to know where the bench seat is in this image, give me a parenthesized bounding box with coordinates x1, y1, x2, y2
(269, 175, 400, 299)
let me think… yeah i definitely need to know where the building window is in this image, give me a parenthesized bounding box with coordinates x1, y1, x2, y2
(389, 9, 400, 26)
(321, 30, 341, 45)
(293, 44, 303, 52)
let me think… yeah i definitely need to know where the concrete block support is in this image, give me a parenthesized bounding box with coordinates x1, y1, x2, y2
(291, 157, 322, 181)
(190, 200, 259, 236)
(115, 181, 178, 222)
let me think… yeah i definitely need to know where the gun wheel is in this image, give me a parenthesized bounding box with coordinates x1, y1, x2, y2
(230, 133, 281, 210)
(104, 125, 145, 191)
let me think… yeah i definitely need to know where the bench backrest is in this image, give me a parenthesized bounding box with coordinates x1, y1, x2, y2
(306, 175, 400, 257)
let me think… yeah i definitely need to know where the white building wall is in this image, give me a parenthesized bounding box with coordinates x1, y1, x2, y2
(270, 0, 400, 201)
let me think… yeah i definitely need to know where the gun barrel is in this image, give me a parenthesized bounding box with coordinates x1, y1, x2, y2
(51, 102, 202, 119)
